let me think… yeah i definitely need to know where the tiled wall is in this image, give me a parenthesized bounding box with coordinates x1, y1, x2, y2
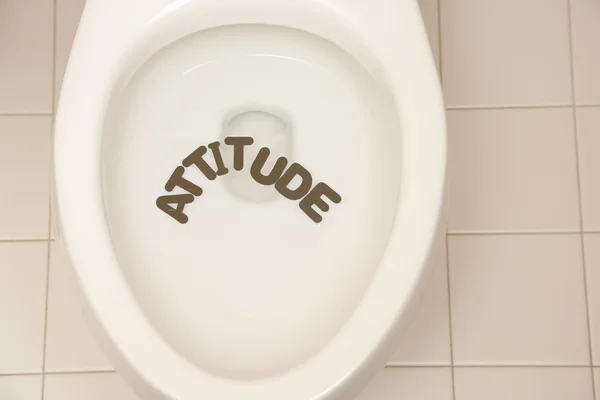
(0, 0, 599, 398)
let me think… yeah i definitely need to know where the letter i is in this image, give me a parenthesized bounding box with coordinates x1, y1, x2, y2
(208, 141, 229, 176)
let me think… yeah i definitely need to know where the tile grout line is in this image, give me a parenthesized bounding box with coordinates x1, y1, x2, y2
(0, 370, 115, 378)
(5, 232, 600, 241)
(436, 0, 443, 88)
(9, 231, 600, 240)
(436, 0, 455, 396)
(0, 372, 42, 377)
(449, 231, 600, 236)
(385, 365, 451, 369)
(44, 368, 115, 375)
(0, 238, 53, 243)
(3, 106, 600, 118)
(5, 364, 600, 378)
(448, 230, 582, 236)
(40, 0, 58, 398)
(566, 0, 597, 397)
(385, 364, 596, 369)
(446, 104, 600, 111)
(446, 104, 572, 111)
(0, 113, 53, 117)
(445, 230, 457, 400)
(9, 232, 600, 240)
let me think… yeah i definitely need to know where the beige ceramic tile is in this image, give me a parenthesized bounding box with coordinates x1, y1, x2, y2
(583, 234, 600, 364)
(447, 109, 580, 233)
(441, 0, 571, 107)
(389, 240, 450, 365)
(0, 117, 52, 240)
(595, 368, 600, 398)
(571, 0, 600, 105)
(0, 375, 42, 400)
(45, 243, 112, 372)
(454, 367, 594, 400)
(355, 368, 453, 400)
(0, 0, 53, 113)
(417, 0, 440, 72)
(448, 235, 590, 365)
(55, 0, 87, 106)
(0, 242, 48, 374)
(44, 373, 140, 400)
(576, 107, 600, 231)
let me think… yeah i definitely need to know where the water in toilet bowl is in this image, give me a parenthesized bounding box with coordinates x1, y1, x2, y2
(101, 24, 402, 380)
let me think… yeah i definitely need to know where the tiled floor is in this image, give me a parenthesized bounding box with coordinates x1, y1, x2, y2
(0, 0, 599, 399)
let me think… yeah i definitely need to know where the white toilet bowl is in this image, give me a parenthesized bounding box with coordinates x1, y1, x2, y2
(53, 0, 446, 399)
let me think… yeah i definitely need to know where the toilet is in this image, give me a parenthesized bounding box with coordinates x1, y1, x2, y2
(53, 0, 446, 399)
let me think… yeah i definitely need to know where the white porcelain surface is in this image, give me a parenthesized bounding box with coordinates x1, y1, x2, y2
(102, 24, 401, 378)
(53, 0, 445, 398)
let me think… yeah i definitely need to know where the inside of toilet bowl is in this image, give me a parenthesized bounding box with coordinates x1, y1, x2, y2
(101, 24, 402, 380)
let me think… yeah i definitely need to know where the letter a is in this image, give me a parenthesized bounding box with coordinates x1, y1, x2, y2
(156, 194, 195, 224)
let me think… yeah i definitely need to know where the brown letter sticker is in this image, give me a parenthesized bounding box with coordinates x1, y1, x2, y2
(250, 147, 288, 186)
(299, 182, 342, 223)
(224, 136, 254, 171)
(275, 162, 313, 200)
(156, 194, 195, 224)
(156, 137, 341, 224)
